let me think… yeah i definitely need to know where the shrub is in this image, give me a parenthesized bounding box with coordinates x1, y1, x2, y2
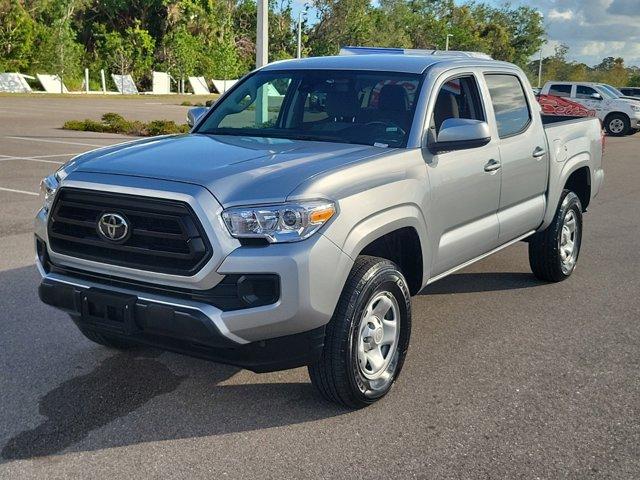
(62, 113, 189, 137)
(145, 120, 190, 136)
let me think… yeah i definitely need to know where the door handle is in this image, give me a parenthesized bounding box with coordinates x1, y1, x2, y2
(484, 159, 501, 172)
(532, 146, 546, 158)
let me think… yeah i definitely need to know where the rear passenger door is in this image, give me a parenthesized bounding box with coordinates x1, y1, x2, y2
(484, 74, 548, 243)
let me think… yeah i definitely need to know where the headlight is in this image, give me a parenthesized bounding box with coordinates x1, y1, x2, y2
(39, 175, 58, 213)
(222, 200, 336, 243)
(39, 166, 67, 213)
(631, 105, 640, 113)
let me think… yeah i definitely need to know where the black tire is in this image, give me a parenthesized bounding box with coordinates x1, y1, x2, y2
(308, 255, 411, 408)
(77, 324, 139, 350)
(604, 113, 630, 136)
(528, 190, 583, 282)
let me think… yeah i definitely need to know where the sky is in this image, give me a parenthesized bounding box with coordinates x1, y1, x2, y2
(292, 0, 640, 67)
(493, 0, 640, 67)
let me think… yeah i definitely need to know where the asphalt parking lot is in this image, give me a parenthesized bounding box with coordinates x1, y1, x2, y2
(0, 95, 639, 479)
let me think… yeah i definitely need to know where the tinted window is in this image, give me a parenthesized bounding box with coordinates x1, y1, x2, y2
(576, 85, 598, 99)
(197, 70, 421, 147)
(548, 84, 572, 97)
(485, 74, 531, 138)
(431, 76, 485, 134)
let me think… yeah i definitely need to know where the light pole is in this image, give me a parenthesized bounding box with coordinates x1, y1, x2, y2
(256, 0, 269, 123)
(538, 48, 543, 88)
(297, 11, 303, 59)
(256, 0, 268, 68)
(445, 34, 453, 51)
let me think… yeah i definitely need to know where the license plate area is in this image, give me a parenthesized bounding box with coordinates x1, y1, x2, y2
(80, 288, 138, 334)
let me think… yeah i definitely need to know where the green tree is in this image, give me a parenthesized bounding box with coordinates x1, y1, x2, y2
(28, 0, 86, 90)
(96, 23, 155, 84)
(162, 25, 201, 79)
(0, 0, 35, 71)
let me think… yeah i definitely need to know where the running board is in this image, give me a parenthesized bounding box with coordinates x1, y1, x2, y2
(426, 230, 536, 285)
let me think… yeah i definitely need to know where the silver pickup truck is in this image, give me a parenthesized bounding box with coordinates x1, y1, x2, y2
(36, 48, 604, 407)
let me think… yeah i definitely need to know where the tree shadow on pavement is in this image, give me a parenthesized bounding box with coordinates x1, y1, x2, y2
(0, 265, 347, 462)
(419, 272, 544, 295)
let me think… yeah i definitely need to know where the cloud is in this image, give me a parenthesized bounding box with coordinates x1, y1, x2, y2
(547, 9, 574, 21)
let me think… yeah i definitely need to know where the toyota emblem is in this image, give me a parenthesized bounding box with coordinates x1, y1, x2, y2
(97, 213, 129, 242)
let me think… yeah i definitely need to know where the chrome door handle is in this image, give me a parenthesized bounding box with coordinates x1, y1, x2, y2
(533, 147, 546, 158)
(484, 159, 501, 172)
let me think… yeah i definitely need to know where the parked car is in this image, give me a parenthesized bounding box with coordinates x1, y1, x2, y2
(541, 81, 640, 135)
(37, 48, 604, 407)
(620, 87, 640, 98)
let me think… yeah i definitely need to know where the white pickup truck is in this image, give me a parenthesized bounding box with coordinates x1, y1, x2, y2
(37, 48, 604, 407)
(541, 80, 640, 136)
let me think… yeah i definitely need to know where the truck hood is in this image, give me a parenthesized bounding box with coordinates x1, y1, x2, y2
(70, 134, 386, 205)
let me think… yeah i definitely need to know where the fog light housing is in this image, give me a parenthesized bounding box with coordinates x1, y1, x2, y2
(236, 275, 279, 308)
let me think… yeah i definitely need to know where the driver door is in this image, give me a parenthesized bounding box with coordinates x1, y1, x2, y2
(426, 74, 501, 276)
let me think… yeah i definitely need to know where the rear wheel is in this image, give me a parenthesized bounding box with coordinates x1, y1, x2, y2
(77, 323, 138, 350)
(604, 113, 630, 136)
(528, 190, 582, 282)
(308, 256, 411, 408)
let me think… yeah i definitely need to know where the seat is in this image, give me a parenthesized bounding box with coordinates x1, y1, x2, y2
(433, 91, 459, 134)
(325, 91, 360, 122)
(376, 85, 410, 128)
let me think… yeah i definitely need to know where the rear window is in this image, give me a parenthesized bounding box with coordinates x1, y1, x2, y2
(484, 74, 531, 138)
(548, 84, 572, 97)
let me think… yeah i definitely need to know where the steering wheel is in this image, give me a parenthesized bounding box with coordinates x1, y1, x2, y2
(364, 121, 406, 136)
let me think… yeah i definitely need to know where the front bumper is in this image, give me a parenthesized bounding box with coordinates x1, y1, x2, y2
(631, 117, 640, 130)
(38, 275, 326, 372)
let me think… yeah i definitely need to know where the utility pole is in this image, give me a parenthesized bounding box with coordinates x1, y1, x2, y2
(445, 34, 453, 51)
(297, 11, 303, 59)
(538, 48, 543, 88)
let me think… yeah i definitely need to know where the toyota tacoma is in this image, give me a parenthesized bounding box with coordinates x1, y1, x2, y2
(37, 48, 604, 407)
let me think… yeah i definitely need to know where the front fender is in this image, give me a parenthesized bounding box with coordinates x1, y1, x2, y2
(326, 203, 432, 288)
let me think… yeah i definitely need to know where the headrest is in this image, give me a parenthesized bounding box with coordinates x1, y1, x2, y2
(325, 91, 359, 119)
(378, 85, 408, 112)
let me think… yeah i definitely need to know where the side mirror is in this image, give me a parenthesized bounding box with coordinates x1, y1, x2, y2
(428, 118, 491, 154)
(590, 92, 603, 101)
(187, 107, 208, 127)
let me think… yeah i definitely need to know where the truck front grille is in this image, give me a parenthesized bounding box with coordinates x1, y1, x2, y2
(48, 188, 212, 276)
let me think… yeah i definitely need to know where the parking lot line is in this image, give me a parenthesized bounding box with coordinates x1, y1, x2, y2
(0, 186, 39, 196)
(5, 136, 105, 148)
(0, 155, 65, 165)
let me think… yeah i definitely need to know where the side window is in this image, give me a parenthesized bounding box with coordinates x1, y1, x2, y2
(484, 74, 531, 138)
(548, 84, 572, 97)
(431, 75, 485, 134)
(576, 85, 598, 99)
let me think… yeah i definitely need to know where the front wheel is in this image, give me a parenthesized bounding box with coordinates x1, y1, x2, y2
(604, 113, 630, 136)
(308, 256, 411, 408)
(528, 190, 583, 282)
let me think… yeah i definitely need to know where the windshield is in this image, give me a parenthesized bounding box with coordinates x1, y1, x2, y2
(599, 84, 622, 98)
(195, 70, 422, 148)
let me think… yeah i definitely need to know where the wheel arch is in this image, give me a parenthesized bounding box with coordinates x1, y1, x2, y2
(341, 204, 431, 295)
(540, 154, 592, 230)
